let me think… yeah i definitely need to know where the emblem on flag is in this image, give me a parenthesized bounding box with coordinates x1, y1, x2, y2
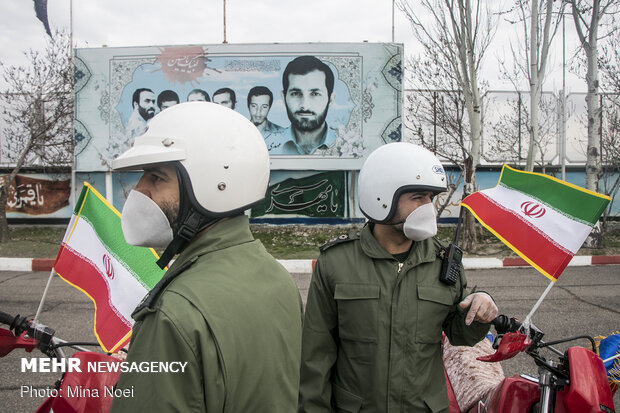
(103, 254, 115, 280)
(520, 201, 546, 219)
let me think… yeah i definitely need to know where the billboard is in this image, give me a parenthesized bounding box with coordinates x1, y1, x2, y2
(74, 42, 403, 172)
(0, 173, 71, 218)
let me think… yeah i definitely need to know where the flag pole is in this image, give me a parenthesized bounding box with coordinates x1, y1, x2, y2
(33, 268, 57, 324)
(523, 280, 555, 328)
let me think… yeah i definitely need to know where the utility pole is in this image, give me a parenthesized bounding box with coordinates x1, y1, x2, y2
(70, 0, 77, 207)
(561, 10, 566, 180)
(223, 0, 227, 44)
(392, 0, 395, 42)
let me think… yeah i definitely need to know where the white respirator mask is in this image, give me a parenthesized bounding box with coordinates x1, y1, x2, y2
(403, 202, 438, 241)
(121, 190, 174, 248)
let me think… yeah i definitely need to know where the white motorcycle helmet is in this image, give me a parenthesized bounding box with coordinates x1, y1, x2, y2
(113, 102, 270, 267)
(358, 142, 447, 223)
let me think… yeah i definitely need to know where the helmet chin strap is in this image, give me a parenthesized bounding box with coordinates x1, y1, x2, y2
(156, 209, 219, 269)
(156, 165, 219, 269)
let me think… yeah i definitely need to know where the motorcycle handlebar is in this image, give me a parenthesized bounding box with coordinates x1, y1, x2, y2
(0, 311, 51, 339)
(0, 310, 16, 327)
(1, 310, 99, 356)
(491, 315, 522, 335)
(0, 311, 31, 335)
(0, 310, 59, 356)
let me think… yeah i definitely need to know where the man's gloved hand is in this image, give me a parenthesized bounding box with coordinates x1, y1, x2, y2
(458, 292, 498, 326)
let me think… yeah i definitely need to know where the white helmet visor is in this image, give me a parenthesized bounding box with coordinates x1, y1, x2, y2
(112, 135, 187, 171)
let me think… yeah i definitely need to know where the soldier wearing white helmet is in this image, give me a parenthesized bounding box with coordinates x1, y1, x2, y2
(110, 102, 302, 412)
(299, 142, 497, 413)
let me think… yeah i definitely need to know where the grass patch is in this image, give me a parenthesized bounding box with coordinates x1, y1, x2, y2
(0, 222, 618, 260)
(603, 227, 620, 248)
(0, 226, 66, 258)
(251, 224, 364, 259)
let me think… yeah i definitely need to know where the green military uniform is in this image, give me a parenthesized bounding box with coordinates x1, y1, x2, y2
(111, 215, 303, 412)
(299, 225, 488, 413)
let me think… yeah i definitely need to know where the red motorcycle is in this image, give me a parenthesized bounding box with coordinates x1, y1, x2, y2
(445, 315, 617, 413)
(0, 311, 122, 413)
(3, 310, 617, 413)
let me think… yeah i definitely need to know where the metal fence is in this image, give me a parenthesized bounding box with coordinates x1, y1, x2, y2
(403, 89, 620, 169)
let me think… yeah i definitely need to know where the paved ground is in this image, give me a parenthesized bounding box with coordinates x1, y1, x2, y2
(0, 266, 618, 412)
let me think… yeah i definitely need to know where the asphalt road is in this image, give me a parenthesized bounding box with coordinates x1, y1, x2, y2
(0, 266, 618, 412)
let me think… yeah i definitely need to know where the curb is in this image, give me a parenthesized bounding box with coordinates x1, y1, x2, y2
(1, 256, 619, 273)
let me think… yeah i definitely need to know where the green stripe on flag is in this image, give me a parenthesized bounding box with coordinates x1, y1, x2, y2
(499, 165, 611, 226)
(73, 184, 88, 215)
(77, 183, 163, 289)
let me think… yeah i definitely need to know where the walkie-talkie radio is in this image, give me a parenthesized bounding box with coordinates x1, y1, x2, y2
(439, 209, 464, 286)
(440, 243, 463, 285)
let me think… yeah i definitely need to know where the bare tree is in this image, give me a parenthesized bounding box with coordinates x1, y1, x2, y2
(600, 29, 620, 94)
(0, 29, 73, 241)
(397, 0, 497, 250)
(599, 95, 620, 226)
(486, 91, 559, 172)
(526, 0, 563, 171)
(498, 0, 563, 171)
(404, 87, 468, 220)
(486, 93, 527, 164)
(567, 0, 618, 192)
(566, 0, 619, 247)
(599, 31, 620, 227)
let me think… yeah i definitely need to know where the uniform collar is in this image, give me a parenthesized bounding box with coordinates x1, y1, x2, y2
(170, 215, 254, 269)
(359, 223, 440, 265)
(359, 224, 393, 259)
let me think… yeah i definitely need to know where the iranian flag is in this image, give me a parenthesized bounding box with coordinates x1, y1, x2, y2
(54, 183, 165, 352)
(461, 165, 611, 282)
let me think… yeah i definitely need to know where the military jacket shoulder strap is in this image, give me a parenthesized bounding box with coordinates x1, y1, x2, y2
(432, 237, 449, 259)
(319, 231, 360, 252)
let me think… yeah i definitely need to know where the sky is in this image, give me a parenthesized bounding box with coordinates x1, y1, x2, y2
(0, 0, 587, 93)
